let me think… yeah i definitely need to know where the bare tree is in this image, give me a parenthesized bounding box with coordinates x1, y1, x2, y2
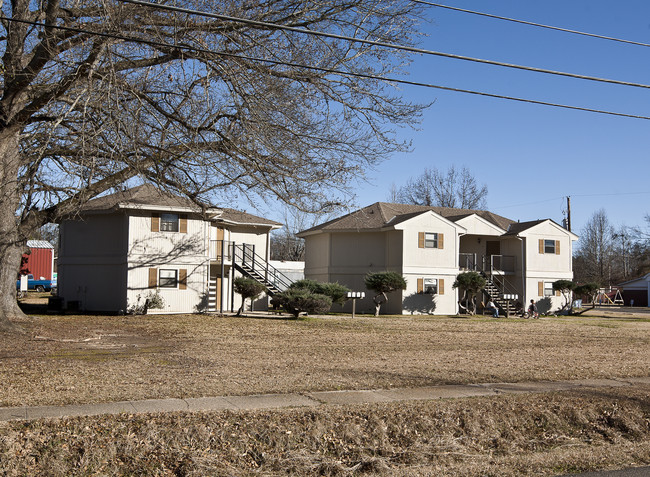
(573, 209, 614, 286)
(396, 166, 488, 209)
(271, 206, 339, 261)
(0, 0, 426, 330)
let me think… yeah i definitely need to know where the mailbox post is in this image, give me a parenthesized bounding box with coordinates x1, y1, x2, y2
(347, 291, 365, 318)
(501, 293, 518, 318)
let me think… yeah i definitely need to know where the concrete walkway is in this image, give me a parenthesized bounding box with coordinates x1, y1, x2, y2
(1, 376, 648, 422)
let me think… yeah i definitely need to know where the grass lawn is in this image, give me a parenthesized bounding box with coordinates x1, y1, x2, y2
(1, 309, 649, 475)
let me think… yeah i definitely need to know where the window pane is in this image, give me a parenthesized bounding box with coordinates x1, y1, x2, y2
(544, 282, 554, 296)
(544, 239, 555, 254)
(160, 213, 179, 232)
(159, 269, 178, 288)
(425, 233, 438, 248)
(424, 278, 438, 294)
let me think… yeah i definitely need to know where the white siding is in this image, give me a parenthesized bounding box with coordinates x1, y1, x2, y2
(519, 221, 576, 313)
(126, 211, 209, 314)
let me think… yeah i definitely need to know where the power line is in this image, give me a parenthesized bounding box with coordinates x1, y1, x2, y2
(116, 0, 650, 91)
(412, 1, 650, 48)
(3, 16, 650, 121)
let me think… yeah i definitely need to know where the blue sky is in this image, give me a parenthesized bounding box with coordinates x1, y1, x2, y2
(254, 1, 650, 235)
(355, 0, 650, 234)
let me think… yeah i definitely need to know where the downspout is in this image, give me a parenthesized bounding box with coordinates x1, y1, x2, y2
(518, 236, 526, 305)
(219, 231, 225, 314)
(456, 231, 467, 315)
(231, 240, 235, 313)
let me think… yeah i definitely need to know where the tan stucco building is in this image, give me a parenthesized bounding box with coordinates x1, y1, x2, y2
(298, 202, 578, 315)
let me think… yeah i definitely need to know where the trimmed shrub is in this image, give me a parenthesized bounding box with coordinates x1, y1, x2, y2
(234, 277, 266, 316)
(274, 288, 333, 318)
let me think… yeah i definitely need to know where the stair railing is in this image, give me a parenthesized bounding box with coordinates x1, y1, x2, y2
(232, 243, 293, 293)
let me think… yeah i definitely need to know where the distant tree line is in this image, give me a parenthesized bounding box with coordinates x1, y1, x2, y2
(573, 210, 650, 287)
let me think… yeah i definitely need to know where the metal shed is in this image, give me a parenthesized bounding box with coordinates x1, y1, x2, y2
(21, 240, 55, 281)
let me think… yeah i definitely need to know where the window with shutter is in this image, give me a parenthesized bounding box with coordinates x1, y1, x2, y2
(160, 213, 179, 232)
(159, 269, 178, 288)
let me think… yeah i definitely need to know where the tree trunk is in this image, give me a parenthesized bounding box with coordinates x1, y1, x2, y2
(237, 299, 245, 316)
(0, 127, 28, 332)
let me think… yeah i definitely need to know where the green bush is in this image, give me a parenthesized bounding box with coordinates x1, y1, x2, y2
(288, 279, 350, 306)
(274, 288, 333, 318)
(364, 271, 407, 316)
(234, 277, 266, 316)
(452, 272, 486, 315)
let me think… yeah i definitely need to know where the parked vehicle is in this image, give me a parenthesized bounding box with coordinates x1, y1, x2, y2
(16, 274, 56, 292)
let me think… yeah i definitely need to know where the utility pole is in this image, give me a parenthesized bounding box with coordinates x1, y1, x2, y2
(566, 196, 571, 232)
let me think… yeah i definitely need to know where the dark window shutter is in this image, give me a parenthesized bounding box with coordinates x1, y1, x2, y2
(148, 268, 157, 288)
(179, 269, 187, 290)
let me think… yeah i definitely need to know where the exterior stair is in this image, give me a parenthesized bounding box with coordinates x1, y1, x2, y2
(482, 275, 518, 316)
(232, 244, 292, 296)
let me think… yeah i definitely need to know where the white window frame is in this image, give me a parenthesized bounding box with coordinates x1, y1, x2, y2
(424, 278, 438, 294)
(160, 213, 179, 232)
(543, 281, 554, 297)
(424, 232, 439, 249)
(544, 239, 556, 254)
(159, 269, 178, 288)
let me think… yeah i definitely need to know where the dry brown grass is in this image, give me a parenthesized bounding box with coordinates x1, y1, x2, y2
(0, 311, 648, 407)
(1, 310, 650, 475)
(0, 385, 648, 476)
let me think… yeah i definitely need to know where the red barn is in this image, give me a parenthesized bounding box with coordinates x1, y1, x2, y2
(21, 240, 55, 281)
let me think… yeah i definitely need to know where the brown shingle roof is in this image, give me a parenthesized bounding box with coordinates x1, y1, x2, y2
(81, 184, 201, 212)
(81, 184, 280, 227)
(299, 202, 515, 235)
(216, 208, 282, 227)
(502, 219, 547, 236)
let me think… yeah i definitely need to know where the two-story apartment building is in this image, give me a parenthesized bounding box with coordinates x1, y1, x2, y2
(297, 202, 578, 315)
(57, 185, 281, 314)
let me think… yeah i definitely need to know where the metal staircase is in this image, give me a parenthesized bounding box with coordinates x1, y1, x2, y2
(482, 273, 518, 316)
(232, 244, 293, 296)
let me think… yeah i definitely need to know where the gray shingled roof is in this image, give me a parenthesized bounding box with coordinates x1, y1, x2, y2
(81, 184, 281, 227)
(299, 202, 515, 235)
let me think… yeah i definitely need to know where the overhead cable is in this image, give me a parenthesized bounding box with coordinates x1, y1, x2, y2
(116, 0, 650, 91)
(412, 1, 650, 48)
(2, 16, 650, 121)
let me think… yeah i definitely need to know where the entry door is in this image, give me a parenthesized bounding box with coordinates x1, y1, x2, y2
(485, 241, 501, 270)
(210, 225, 225, 259)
